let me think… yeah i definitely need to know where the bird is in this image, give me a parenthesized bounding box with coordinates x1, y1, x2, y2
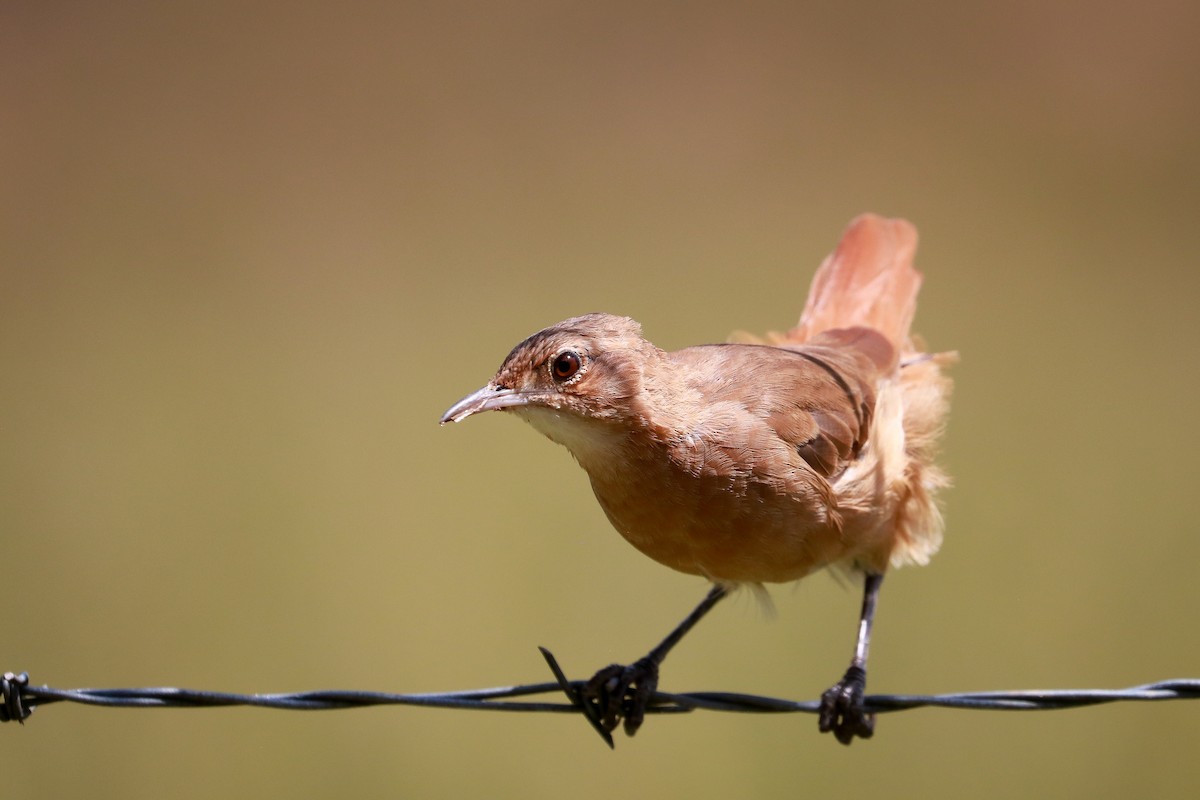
(440, 214, 954, 744)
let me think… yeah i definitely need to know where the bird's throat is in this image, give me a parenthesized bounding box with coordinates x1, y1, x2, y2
(511, 405, 635, 480)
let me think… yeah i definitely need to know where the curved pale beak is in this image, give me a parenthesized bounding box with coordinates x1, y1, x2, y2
(440, 384, 538, 424)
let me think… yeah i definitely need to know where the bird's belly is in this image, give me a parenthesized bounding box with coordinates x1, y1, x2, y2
(588, 469, 851, 584)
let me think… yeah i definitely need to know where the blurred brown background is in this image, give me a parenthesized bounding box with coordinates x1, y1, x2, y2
(4, 1, 1199, 797)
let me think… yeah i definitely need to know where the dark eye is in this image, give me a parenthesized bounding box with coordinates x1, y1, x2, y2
(550, 350, 583, 382)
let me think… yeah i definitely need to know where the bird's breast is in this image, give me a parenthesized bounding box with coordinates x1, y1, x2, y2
(514, 403, 878, 583)
(582, 437, 854, 583)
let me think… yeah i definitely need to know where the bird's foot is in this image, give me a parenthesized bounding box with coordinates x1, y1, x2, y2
(819, 665, 875, 745)
(582, 656, 660, 736)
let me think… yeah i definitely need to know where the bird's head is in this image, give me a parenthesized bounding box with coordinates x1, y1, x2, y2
(440, 313, 656, 440)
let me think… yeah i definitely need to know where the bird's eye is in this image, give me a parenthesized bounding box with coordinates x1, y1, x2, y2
(550, 350, 583, 383)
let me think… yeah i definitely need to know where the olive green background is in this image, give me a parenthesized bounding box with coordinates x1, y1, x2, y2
(4, 2, 1198, 798)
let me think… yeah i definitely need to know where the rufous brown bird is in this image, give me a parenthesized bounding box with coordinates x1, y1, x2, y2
(441, 214, 954, 744)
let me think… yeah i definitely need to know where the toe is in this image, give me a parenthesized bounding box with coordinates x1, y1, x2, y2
(818, 666, 875, 745)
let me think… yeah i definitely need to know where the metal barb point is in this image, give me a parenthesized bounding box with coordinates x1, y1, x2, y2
(538, 647, 615, 749)
(1, 672, 32, 725)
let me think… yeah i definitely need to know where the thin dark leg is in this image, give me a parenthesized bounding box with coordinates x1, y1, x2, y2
(645, 583, 728, 664)
(585, 583, 728, 736)
(819, 571, 884, 745)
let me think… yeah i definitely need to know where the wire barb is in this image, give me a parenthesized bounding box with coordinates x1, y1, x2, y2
(1, 672, 32, 724)
(3, 665, 1197, 733)
(539, 647, 615, 748)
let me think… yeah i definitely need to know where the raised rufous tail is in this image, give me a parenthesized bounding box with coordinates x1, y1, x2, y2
(789, 214, 922, 351)
(731, 214, 925, 362)
(736, 214, 955, 573)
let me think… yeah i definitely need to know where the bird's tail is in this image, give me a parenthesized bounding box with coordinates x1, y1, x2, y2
(790, 214, 923, 352)
(731, 214, 926, 362)
(734, 214, 956, 572)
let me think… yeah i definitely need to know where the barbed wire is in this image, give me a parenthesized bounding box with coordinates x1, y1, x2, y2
(5, 652, 1198, 748)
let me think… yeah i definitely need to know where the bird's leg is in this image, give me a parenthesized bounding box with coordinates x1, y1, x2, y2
(819, 571, 884, 744)
(584, 583, 728, 736)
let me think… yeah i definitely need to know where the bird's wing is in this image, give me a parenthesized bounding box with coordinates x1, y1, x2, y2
(674, 330, 891, 479)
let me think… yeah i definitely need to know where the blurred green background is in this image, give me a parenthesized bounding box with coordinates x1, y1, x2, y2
(4, 1, 1199, 797)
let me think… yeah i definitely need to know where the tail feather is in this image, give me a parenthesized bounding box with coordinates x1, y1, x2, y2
(742, 214, 956, 575)
(789, 214, 922, 352)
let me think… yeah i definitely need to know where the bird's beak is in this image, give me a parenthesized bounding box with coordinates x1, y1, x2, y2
(440, 384, 537, 424)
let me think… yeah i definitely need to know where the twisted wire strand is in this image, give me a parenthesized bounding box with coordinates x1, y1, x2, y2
(5, 665, 1197, 727)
